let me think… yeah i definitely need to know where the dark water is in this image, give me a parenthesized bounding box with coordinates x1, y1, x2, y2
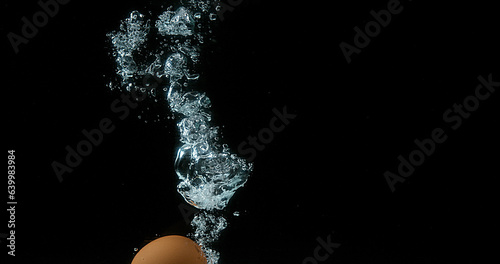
(3, 0, 499, 263)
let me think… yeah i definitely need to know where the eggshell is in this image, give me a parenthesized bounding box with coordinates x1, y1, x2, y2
(132, 235, 207, 264)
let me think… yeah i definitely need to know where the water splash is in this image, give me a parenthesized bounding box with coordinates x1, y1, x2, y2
(107, 1, 252, 263)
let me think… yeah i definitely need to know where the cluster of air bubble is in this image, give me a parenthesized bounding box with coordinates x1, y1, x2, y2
(107, 11, 150, 86)
(191, 211, 228, 263)
(107, 1, 252, 263)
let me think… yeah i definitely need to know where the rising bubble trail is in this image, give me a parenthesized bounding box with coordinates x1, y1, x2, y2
(107, 1, 253, 263)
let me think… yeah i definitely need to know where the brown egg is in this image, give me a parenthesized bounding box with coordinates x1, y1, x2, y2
(132, 235, 207, 264)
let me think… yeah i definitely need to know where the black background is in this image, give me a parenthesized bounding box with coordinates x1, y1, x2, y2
(2, 0, 499, 263)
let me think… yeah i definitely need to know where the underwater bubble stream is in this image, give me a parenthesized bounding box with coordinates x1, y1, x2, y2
(107, 1, 253, 263)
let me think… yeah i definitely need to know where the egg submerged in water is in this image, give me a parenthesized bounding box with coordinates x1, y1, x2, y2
(132, 235, 207, 264)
